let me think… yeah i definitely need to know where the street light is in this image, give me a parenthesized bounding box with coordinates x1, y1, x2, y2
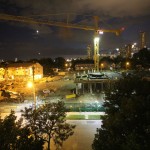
(126, 62, 130, 70)
(27, 81, 36, 109)
(100, 63, 104, 71)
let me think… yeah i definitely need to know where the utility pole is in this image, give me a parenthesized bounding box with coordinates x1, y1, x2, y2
(32, 66, 35, 82)
(32, 65, 36, 109)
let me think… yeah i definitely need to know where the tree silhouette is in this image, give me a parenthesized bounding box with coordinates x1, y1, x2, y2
(92, 76, 150, 150)
(133, 48, 150, 68)
(21, 101, 75, 150)
(0, 111, 44, 150)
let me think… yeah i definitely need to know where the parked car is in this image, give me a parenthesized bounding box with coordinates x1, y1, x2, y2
(43, 89, 50, 94)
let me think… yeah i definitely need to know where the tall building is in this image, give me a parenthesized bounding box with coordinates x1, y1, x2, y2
(120, 44, 137, 58)
(140, 32, 146, 49)
(87, 45, 92, 59)
(125, 44, 132, 58)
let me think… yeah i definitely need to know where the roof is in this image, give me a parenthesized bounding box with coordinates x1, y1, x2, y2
(75, 64, 94, 67)
(7, 62, 37, 68)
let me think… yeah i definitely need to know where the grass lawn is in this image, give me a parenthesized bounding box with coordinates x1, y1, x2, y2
(66, 115, 101, 120)
(88, 115, 101, 120)
(66, 115, 85, 120)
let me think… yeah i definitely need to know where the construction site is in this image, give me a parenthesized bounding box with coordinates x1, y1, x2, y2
(0, 13, 126, 115)
(0, 13, 133, 150)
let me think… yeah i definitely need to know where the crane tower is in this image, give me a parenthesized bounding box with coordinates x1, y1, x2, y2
(0, 13, 123, 72)
(94, 31, 100, 71)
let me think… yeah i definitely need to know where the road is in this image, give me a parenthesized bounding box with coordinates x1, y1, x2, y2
(60, 120, 102, 150)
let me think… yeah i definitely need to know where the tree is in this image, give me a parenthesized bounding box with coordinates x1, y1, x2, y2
(21, 101, 76, 150)
(71, 58, 94, 70)
(92, 76, 150, 150)
(39, 58, 55, 75)
(54, 57, 66, 70)
(0, 111, 20, 150)
(0, 111, 44, 150)
(100, 56, 113, 69)
(132, 48, 150, 68)
(54, 123, 76, 149)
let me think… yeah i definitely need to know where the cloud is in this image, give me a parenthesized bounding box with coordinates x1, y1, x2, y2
(1, 0, 150, 29)
(3, 0, 149, 17)
(0, 0, 150, 60)
(75, 0, 150, 17)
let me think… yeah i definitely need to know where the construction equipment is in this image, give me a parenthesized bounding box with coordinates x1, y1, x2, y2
(0, 13, 124, 72)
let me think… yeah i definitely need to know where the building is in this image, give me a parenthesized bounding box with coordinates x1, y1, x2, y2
(125, 44, 132, 58)
(0, 67, 5, 80)
(75, 63, 95, 71)
(140, 31, 146, 49)
(119, 43, 139, 58)
(6, 62, 43, 80)
(87, 45, 93, 59)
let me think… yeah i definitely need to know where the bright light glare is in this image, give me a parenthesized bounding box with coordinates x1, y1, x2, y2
(94, 37, 99, 43)
(126, 62, 129, 66)
(27, 82, 33, 88)
(132, 43, 137, 48)
(34, 74, 42, 79)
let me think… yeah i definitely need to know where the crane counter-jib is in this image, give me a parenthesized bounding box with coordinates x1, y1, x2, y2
(0, 13, 122, 34)
(0, 13, 95, 31)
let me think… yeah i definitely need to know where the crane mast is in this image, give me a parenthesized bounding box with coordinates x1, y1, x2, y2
(93, 16, 100, 72)
(0, 13, 123, 72)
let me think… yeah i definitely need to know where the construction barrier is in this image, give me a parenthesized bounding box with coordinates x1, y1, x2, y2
(65, 94, 76, 99)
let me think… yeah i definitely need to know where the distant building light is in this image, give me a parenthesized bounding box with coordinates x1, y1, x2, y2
(66, 59, 72, 62)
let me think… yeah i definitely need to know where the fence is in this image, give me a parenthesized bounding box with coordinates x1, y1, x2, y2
(65, 102, 105, 112)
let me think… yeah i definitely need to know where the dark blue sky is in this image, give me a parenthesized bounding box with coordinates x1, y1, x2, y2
(0, 0, 150, 60)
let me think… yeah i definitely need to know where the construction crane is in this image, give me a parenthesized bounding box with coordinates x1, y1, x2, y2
(0, 13, 124, 72)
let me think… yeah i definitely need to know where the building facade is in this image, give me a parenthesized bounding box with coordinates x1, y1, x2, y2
(5, 62, 43, 80)
(75, 64, 95, 71)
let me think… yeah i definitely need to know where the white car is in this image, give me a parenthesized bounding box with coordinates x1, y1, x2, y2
(43, 89, 50, 94)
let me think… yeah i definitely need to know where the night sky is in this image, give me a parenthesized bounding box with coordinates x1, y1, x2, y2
(0, 0, 150, 60)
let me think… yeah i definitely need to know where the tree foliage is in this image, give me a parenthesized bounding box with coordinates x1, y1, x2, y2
(54, 57, 66, 70)
(132, 48, 150, 68)
(0, 111, 44, 150)
(92, 76, 150, 150)
(39, 58, 55, 75)
(71, 58, 94, 70)
(21, 101, 75, 150)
